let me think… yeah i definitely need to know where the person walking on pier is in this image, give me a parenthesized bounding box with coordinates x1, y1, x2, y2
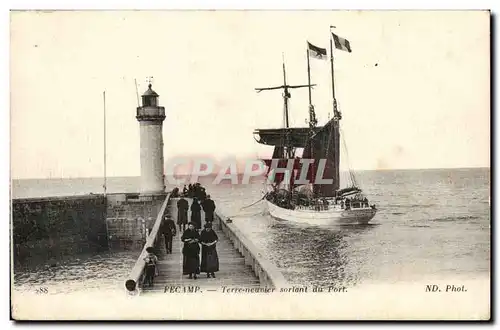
(143, 247, 159, 287)
(202, 195, 216, 224)
(200, 187, 207, 201)
(200, 222, 219, 278)
(191, 197, 202, 230)
(177, 196, 189, 233)
(160, 216, 177, 254)
(181, 222, 201, 279)
(193, 183, 201, 199)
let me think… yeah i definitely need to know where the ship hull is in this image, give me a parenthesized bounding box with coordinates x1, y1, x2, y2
(266, 200, 376, 226)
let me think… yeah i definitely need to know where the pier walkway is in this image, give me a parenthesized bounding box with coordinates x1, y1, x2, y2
(141, 198, 261, 293)
(125, 193, 287, 295)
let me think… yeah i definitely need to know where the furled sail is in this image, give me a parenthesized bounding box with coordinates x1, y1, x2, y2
(254, 127, 322, 148)
(336, 186, 362, 197)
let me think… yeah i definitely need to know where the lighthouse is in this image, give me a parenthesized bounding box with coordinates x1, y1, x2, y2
(136, 83, 166, 195)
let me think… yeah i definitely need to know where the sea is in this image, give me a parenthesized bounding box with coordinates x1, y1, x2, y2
(11, 168, 491, 296)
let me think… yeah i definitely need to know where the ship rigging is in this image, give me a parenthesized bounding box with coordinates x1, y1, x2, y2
(253, 26, 377, 225)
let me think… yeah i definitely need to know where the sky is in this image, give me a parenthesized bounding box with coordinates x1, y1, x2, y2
(10, 10, 490, 179)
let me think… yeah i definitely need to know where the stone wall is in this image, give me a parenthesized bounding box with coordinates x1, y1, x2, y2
(12, 195, 108, 268)
(105, 193, 166, 250)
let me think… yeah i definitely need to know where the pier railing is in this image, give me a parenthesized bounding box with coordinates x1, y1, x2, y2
(125, 193, 171, 293)
(214, 211, 288, 289)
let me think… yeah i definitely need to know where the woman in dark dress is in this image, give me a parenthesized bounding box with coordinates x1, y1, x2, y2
(181, 223, 200, 279)
(200, 222, 219, 278)
(190, 198, 202, 230)
(177, 197, 189, 233)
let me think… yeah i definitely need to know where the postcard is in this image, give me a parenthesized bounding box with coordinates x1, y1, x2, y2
(10, 10, 490, 320)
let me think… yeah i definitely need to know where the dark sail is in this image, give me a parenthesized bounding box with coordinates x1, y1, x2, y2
(302, 117, 340, 197)
(263, 150, 301, 186)
(259, 118, 340, 194)
(254, 127, 322, 148)
(272, 145, 284, 159)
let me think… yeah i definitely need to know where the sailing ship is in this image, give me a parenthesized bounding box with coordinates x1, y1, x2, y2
(253, 28, 377, 225)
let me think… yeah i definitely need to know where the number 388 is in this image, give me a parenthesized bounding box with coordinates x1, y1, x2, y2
(35, 287, 48, 294)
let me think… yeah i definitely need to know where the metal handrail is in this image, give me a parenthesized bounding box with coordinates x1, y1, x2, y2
(125, 193, 171, 293)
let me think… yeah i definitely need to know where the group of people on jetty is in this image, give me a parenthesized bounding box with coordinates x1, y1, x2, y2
(143, 183, 219, 287)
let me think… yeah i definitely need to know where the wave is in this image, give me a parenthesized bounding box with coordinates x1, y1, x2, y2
(431, 215, 480, 222)
(390, 204, 438, 209)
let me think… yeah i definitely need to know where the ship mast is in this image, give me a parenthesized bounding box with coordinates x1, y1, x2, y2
(282, 58, 291, 131)
(306, 45, 318, 196)
(255, 58, 314, 159)
(306, 46, 317, 129)
(330, 25, 342, 191)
